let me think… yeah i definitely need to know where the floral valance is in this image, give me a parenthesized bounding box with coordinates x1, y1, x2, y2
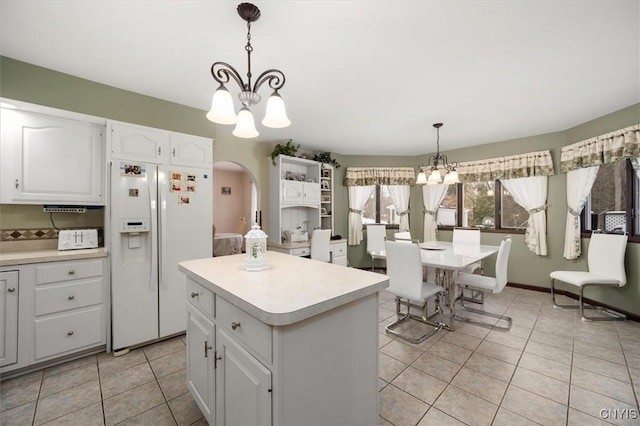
(343, 167, 415, 186)
(456, 150, 554, 182)
(560, 124, 640, 173)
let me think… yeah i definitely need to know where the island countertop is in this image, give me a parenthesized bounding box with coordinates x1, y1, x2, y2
(178, 251, 388, 326)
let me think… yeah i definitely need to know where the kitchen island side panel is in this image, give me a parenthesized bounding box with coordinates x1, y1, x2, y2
(272, 293, 379, 426)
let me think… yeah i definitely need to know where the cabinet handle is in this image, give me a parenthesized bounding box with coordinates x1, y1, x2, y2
(158, 147, 162, 156)
(68, 270, 76, 275)
(68, 295, 75, 300)
(67, 331, 74, 336)
(214, 351, 222, 369)
(231, 321, 241, 330)
(190, 291, 199, 298)
(15, 179, 19, 189)
(172, 148, 176, 156)
(7, 287, 15, 293)
(204, 340, 212, 357)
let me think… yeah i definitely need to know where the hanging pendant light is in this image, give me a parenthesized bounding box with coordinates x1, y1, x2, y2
(417, 123, 460, 185)
(207, 3, 290, 138)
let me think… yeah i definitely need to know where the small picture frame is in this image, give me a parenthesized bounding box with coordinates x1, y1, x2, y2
(221, 186, 231, 195)
(321, 169, 330, 178)
(321, 194, 331, 202)
(298, 173, 306, 182)
(321, 207, 327, 215)
(321, 180, 330, 190)
(285, 171, 295, 180)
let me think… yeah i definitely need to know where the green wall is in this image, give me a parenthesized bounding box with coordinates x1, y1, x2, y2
(2, 56, 639, 316)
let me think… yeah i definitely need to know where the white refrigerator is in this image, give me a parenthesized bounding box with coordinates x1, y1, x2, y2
(110, 159, 212, 351)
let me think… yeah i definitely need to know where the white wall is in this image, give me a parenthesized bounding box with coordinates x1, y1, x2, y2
(213, 169, 251, 233)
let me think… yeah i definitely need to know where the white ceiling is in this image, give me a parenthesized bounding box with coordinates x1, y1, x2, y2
(1, 1, 638, 156)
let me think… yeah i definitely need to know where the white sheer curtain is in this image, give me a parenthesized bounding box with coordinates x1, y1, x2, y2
(386, 185, 410, 232)
(563, 166, 599, 259)
(631, 158, 640, 180)
(501, 176, 548, 256)
(422, 184, 448, 242)
(347, 185, 375, 245)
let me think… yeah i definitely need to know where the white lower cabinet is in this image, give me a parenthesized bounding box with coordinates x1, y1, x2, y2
(186, 279, 272, 426)
(0, 271, 19, 368)
(186, 304, 215, 421)
(0, 256, 108, 375)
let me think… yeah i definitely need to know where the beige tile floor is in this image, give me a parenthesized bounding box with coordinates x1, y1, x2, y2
(1, 286, 639, 426)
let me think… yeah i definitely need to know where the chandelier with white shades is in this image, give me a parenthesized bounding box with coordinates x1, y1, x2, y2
(206, 3, 290, 138)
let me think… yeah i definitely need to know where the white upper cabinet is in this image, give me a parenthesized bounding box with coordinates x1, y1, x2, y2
(108, 121, 169, 164)
(169, 132, 212, 168)
(0, 109, 105, 205)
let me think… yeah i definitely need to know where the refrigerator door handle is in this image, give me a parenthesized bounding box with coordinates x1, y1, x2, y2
(149, 167, 158, 294)
(158, 174, 168, 291)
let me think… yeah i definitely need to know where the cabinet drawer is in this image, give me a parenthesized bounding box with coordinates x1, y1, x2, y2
(35, 278, 103, 316)
(34, 306, 104, 360)
(290, 247, 310, 257)
(333, 242, 347, 257)
(187, 279, 214, 318)
(216, 296, 272, 363)
(36, 259, 103, 285)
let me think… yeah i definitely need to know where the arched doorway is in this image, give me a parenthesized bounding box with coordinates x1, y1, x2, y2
(212, 161, 260, 237)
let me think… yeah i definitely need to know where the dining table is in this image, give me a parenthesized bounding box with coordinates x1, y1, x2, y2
(213, 232, 244, 256)
(371, 240, 500, 331)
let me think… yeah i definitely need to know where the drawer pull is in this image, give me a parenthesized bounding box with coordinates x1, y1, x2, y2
(7, 287, 15, 293)
(190, 291, 199, 298)
(67, 331, 74, 336)
(68, 270, 76, 275)
(68, 295, 75, 300)
(231, 321, 241, 330)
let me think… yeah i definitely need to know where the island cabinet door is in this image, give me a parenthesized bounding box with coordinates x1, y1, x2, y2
(186, 305, 215, 424)
(216, 327, 272, 426)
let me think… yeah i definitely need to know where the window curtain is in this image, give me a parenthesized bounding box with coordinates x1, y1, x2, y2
(343, 167, 416, 186)
(457, 150, 554, 181)
(630, 157, 640, 180)
(500, 176, 548, 256)
(347, 185, 375, 245)
(422, 184, 448, 242)
(560, 124, 639, 172)
(386, 185, 411, 232)
(563, 166, 599, 259)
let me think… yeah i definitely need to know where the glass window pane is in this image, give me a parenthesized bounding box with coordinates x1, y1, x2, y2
(587, 161, 627, 233)
(464, 181, 495, 228)
(379, 185, 395, 225)
(361, 190, 376, 224)
(437, 184, 458, 226)
(501, 188, 528, 229)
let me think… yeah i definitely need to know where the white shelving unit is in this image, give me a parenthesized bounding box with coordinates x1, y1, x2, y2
(269, 155, 321, 244)
(320, 164, 334, 233)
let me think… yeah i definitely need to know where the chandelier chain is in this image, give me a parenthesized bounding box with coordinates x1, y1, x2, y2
(245, 21, 253, 89)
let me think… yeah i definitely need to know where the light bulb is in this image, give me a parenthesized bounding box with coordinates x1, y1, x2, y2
(206, 86, 237, 124)
(232, 106, 259, 138)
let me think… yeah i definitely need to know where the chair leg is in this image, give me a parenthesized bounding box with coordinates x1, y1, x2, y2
(551, 278, 579, 309)
(579, 284, 626, 321)
(454, 288, 512, 331)
(385, 297, 443, 344)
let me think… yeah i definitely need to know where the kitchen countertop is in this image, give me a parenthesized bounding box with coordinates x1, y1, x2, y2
(267, 238, 345, 250)
(0, 247, 108, 266)
(178, 251, 388, 326)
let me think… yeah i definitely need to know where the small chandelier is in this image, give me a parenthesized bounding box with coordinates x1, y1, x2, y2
(416, 123, 460, 185)
(206, 3, 290, 138)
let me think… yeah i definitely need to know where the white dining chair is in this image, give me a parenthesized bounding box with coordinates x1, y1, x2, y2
(366, 224, 387, 272)
(453, 227, 482, 273)
(310, 229, 332, 263)
(454, 236, 512, 330)
(550, 232, 628, 321)
(384, 240, 444, 343)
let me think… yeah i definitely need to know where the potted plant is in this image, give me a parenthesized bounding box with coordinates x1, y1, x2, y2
(270, 140, 300, 166)
(312, 152, 341, 169)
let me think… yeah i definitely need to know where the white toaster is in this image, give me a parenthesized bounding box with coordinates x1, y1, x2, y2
(58, 229, 99, 250)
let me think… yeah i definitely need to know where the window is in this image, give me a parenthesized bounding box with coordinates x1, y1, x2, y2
(582, 159, 635, 235)
(438, 180, 528, 231)
(362, 185, 400, 227)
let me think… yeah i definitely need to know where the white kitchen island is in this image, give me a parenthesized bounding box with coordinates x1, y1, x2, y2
(178, 251, 388, 426)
